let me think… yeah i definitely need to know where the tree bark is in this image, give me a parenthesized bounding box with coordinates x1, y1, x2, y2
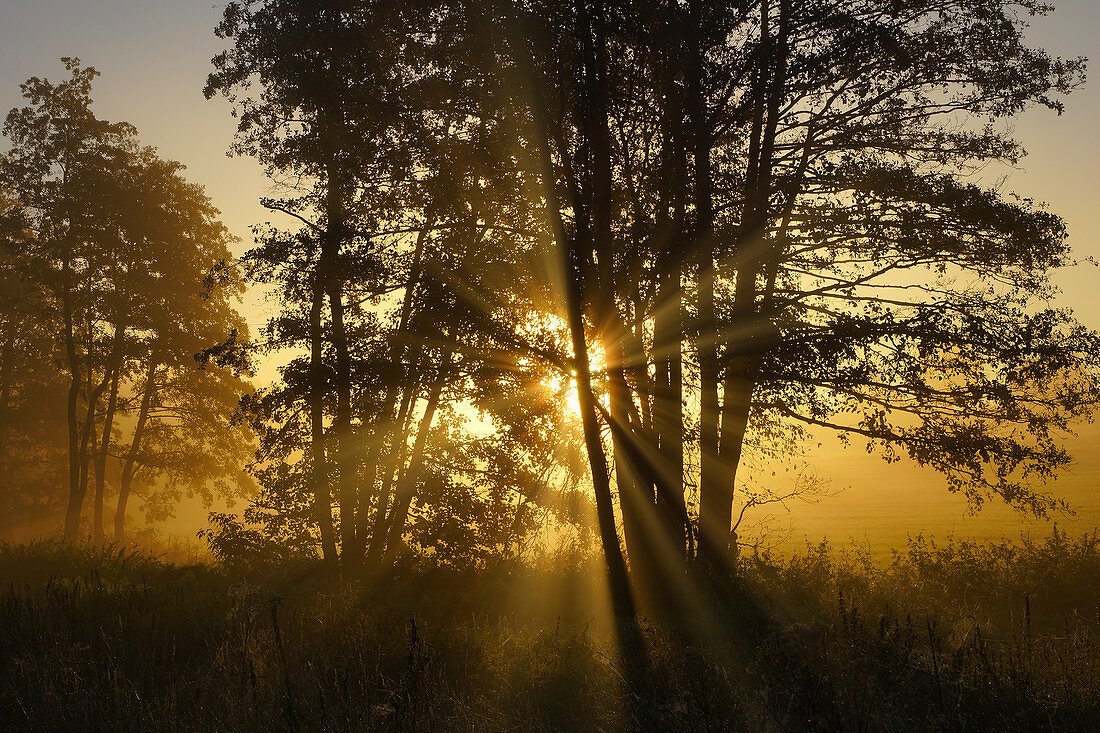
(380, 349, 452, 565)
(308, 269, 338, 564)
(93, 321, 126, 543)
(115, 356, 158, 541)
(62, 265, 84, 539)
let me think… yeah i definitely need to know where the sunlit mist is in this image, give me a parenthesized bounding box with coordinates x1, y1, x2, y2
(1, 0, 1099, 728)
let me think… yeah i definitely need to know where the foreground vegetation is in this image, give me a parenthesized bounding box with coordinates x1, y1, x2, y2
(2, 530, 1098, 731)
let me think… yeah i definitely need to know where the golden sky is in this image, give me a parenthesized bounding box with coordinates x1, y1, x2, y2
(2, 0, 1098, 549)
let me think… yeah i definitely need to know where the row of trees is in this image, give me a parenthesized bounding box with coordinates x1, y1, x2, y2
(0, 60, 253, 541)
(205, 0, 1098, 611)
(202, 0, 600, 572)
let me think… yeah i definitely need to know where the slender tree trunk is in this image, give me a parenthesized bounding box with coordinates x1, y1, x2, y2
(319, 138, 357, 559)
(653, 259, 686, 555)
(326, 224, 355, 557)
(309, 270, 338, 564)
(498, 0, 634, 621)
(352, 219, 432, 559)
(580, 0, 637, 621)
(606, 336, 648, 575)
(365, 356, 421, 562)
(74, 370, 110, 544)
(380, 349, 452, 565)
(115, 357, 157, 541)
(583, 0, 654, 594)
(87, 425, 99, 534)
(716, 0, 788, 563)
(688, 0, 724, 568)
(568, 287, 635, 620)
(62, 272, 84, 539)
(576, 0, 638, 620)
(652, 22, 689, 558)
(93, 322, 126, 543)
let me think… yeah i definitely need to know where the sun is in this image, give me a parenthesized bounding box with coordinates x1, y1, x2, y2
(564, 373, 582, 418)
(560, 344, 607, 420)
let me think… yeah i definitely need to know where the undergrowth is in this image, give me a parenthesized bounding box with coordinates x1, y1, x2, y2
(0, 531, 1097, 731)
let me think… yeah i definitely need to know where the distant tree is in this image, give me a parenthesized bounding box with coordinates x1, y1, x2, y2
(0, 186, 68, 536)
(104, 150, 255, 540)
(1, 60, 254, 540)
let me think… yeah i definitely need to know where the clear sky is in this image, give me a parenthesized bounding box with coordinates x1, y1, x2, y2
(2, 1, 1098, 548)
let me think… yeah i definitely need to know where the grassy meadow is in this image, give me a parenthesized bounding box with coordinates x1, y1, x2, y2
(1, 531, 1098, 731)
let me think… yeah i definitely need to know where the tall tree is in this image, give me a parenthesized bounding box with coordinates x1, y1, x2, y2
(466, 0, 1098, 592)
(207, 0, 431, 565)
(0, 187, 68, 537)
(204, 0, 1099, 627)
(2, 60, 254, 539)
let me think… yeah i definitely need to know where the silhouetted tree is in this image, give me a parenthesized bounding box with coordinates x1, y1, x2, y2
(207, 0, 593, 573)
(459, 0, 1099, 599)
(203, 1, 1099, 629)
(0, 187, 68, 536)
(1, 60, 254, 540)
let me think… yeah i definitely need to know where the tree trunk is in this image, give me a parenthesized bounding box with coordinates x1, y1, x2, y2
(321, 140, 357, 559)
(325, 231, 355, 558)
(87, 425, 99, 536)
(688, 0, 724, 568)
(78, 373, 108, 526)
(498, 0, 634, 621)
(380, 349, 452, 565)
(62, 270, 84, 539)
(652, 19, 689, 558)
(715, 0, 788, 564)
(606, 335, 650, 577)
(309, 270, 338, 564)
(583, 0, 655, 595)
(653, 259, 687, 556)
(93, 322, 126, 543)
(352, 219, 432, 560)
(115, 357, 157, 541)
(576, 0, 638, 620)
(580, 0, 637, 621)
(365, 354, 422, 562)
(569, 291, 635, 620)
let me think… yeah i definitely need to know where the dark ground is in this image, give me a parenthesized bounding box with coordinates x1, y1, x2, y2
(1, 533, 1098, 731)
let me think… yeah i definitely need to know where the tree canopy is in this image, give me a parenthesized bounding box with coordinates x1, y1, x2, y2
(1, 2, 1095, 626)
(0, 60, 255, 540)
(195, 0, 1100, 624)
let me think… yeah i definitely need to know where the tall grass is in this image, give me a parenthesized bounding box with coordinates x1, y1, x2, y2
(0, 531, 1097, 730)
